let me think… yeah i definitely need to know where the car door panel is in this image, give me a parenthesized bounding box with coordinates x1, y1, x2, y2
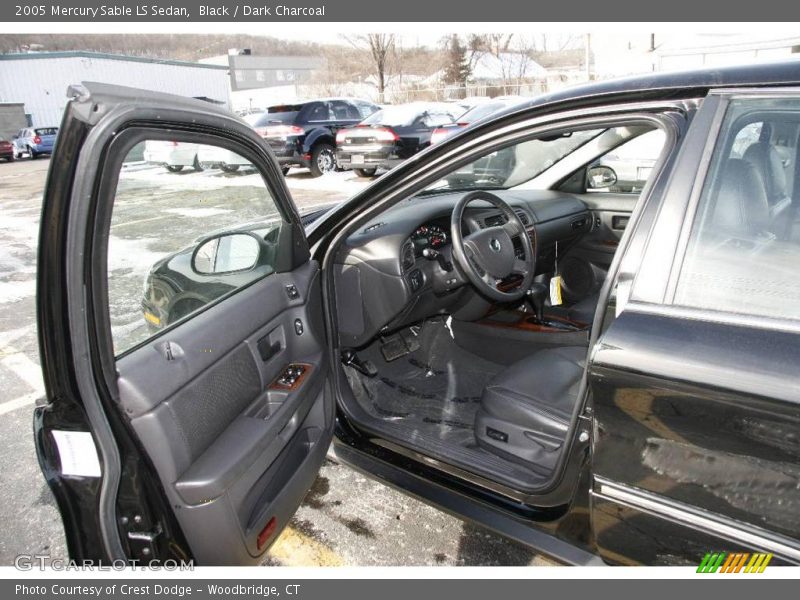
(118, 261, 332, 564)
(587, 89, 800, 565)
(590, 311, 800, 564)
(35, 82, 334, 566)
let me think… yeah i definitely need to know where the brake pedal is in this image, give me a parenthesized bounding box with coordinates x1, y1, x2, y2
(380, 333, 411, 362)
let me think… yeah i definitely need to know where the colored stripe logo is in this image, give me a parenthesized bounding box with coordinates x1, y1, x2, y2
(697, 552, 773, 573)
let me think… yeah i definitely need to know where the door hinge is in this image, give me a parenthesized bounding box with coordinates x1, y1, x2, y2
(122, 516, 162, 561)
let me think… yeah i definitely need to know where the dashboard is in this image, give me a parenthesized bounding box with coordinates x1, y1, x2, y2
(410, 223, 449, 253)
(333, 189, 592, 348)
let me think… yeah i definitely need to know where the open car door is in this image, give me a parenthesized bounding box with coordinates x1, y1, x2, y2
(34, 83, 334, 565)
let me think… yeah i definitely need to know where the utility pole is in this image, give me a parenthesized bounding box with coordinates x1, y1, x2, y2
(585, 33, 591, 81)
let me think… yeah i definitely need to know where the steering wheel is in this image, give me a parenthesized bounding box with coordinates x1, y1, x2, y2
(450, 191, 536, 302)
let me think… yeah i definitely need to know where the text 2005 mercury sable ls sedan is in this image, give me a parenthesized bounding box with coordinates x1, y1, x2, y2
(35, 61, 800, 566)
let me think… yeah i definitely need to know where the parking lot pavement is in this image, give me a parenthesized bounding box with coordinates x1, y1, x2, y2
(0, 159, 555, 567)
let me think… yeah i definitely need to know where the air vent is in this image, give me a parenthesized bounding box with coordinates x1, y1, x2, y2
(401, 241, 415, 271)
(515, 210, 531, 226)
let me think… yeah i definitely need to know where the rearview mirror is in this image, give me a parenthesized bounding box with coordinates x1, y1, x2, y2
(192, 232, 261, 275)
(587, 165, 617, 189)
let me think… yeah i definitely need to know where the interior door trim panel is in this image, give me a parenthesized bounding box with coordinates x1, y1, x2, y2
(117, 261, 333, 564)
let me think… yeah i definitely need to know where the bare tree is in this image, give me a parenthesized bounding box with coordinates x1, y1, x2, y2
(342, 34, 397, 103)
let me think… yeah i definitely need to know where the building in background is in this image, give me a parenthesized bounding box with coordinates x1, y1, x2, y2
(0, 51, 230, 127)
(654, 34, 800, 70)
(201, 49, 324, 113)
(0, 102, 27, 140)
(593, 33, 800, 79)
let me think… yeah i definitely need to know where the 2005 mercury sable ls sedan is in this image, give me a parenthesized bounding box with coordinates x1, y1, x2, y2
(35, 61, 800, 566)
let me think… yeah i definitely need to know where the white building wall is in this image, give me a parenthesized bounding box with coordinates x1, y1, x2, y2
(0, 55, 230, 127)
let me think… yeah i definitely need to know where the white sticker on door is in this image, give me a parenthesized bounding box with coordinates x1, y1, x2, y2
(51, 430, 102, 477)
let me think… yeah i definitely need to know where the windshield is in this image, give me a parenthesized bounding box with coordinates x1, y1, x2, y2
(255, 106, 303, 126)
(424, 128, 604, 192)
(461, 102, 506, 123)
(361, 105, 445, 127)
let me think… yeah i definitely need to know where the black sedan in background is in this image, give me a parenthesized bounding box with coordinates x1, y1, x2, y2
(253, 98, 379, 176)
(336, 102, 463, 177)
(430, 96, 526, 145)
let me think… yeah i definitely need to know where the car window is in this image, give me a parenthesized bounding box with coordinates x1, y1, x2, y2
(423, 128, 603, 192)
(35, 127, 58, 136)
(674, 96, 800, 321)
(355, 101, 379, 119)
(422, 112, 456, 128)
(362, 105, 430, 127)
(107, 138, 284, 355)
(586, 129, 666, 193)
(305, 102, 331, 122)
(330, 101, 360, 120)
(255, 106, 302, 126)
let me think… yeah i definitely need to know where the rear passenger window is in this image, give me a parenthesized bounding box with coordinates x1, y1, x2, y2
(306, 103, 331, 122)
(108, 138, 285, 355)
(674, 97, 800, 320)
(330, 101, 360, 120)
(355, 101, 378, 119)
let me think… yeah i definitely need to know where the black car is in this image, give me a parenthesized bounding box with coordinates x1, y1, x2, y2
(36, 63, 800, 567)
(253, 98, 379, 177)
(336, 102, 463, 177)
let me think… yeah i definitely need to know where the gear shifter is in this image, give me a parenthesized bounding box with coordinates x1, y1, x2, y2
(525, 283, 548, 323)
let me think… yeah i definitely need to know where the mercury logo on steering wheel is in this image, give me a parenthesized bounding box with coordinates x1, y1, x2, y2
(489, 238, 502, 253)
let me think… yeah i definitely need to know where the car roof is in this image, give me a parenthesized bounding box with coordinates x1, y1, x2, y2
(491, 58, 800, 120)
(269, 97, 376, 108)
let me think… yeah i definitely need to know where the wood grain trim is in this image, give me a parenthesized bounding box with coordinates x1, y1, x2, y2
(268, 363, 313, 391)
(479, 311, 589, 333)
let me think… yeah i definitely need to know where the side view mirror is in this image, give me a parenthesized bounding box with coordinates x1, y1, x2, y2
(192, 232, 261, 275)
(587, 165, 618, 189)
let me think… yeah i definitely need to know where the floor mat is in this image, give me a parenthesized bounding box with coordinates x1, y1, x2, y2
(345, 318, 503, 448)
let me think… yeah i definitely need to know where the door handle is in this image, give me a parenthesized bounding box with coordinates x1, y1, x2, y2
(257, 337, 281, 362)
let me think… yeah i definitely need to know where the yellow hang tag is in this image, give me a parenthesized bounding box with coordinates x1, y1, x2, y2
(550, 275, 563, 306)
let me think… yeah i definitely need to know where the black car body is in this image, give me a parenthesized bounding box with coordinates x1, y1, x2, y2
(35, 62, 800, 568)
(253, 98, 379, 177)
(336, 102, 463, 176)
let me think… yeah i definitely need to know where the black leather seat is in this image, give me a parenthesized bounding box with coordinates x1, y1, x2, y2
(743, 142, 792, 234)
(474, 345, 586, 473)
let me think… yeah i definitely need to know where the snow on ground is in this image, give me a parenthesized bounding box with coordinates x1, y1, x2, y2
(120, 162, 374, 203)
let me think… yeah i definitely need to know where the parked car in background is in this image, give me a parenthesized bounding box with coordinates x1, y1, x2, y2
(0, 139, 14, 162)
(253, 98, 380, 177)
(12, 126, 58, 159)
(143, 140, 203, 172)
(430, 97, 526, 145)
(197, 144, 253, 173)
(336, 102, 464, 177)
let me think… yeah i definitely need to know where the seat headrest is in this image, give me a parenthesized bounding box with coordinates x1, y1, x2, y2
(710, 159, 770, 237)
(743, 141, 788, 202)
